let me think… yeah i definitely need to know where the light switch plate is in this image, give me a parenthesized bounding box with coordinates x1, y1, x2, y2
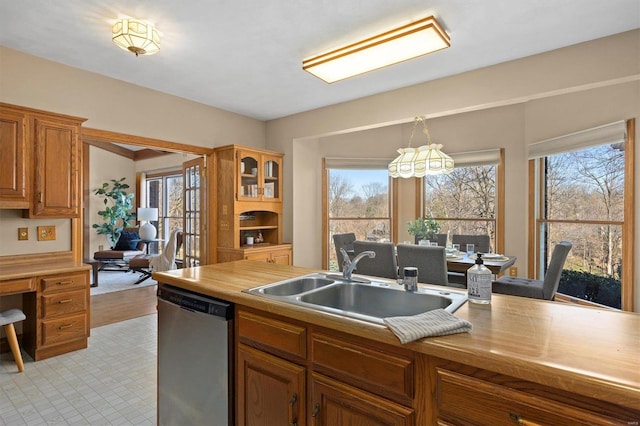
(509, 266, 518, 277)
(37, 226, 56, 241)
(18, 227, 28, 240)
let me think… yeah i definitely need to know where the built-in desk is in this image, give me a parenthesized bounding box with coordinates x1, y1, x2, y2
(0, 261, 91, 361)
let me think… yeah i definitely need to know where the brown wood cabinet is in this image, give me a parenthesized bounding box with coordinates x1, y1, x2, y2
(236, 148, 282, 203)
(30, 116, 81, 217)
(213, 144, 292, 264)
(235, 306, 637, 426)
(0, 103, 85, 217)
(236, 307, 417, 425)
(431, 359, 638, 426)
(310, 374, 414, 426)
(241, 244, 292, 264)
(237, 343, 306, 426)
(0, 108, 29, 208)
(22, 270, 90, 361)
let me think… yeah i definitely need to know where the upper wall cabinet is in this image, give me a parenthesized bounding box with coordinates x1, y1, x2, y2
(0, 103, 86, 217)
(237, 148, 282, 203)
(0, 108, 29, 208)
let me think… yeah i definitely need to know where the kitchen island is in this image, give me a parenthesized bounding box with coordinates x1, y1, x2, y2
(154, 260, 640, 425)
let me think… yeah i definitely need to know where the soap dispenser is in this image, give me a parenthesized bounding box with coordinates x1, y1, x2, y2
(467, 253, 492, 304)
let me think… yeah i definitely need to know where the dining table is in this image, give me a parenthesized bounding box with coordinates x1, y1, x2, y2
(445, 252, 517, 275)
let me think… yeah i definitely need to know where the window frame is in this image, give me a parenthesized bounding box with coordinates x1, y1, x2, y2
(145, 170, 184, 257)
(527, 119, 634, 311)
(321, 158, 398, 270)
(416, 148, 505, 255)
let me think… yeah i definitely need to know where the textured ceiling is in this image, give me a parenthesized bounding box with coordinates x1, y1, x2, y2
(1, 0, 639, 120)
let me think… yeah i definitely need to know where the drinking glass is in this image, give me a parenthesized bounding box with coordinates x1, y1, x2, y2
(453, 244, 460, 252)
(466, 244, 475, 256)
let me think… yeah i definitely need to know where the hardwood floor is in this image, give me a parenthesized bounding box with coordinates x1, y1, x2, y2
(90, 285, 158, 328)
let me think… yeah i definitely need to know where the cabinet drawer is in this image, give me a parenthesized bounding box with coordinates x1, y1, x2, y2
(237, 310, 306, 360)
(41, 273, 86, 293)
(42, 289, 86, 318)
(436, 368, 622, 426)
(41, 313, 86, 346)
(312, 333, 414, 403)
(0, 277, 35, 295)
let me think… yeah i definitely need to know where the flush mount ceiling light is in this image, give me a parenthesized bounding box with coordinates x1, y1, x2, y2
(302, 15, 449, 83)
(388, 116, 454, 178)
(112, 18, 160, 56)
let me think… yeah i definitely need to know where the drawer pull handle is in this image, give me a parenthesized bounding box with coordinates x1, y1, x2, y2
(509, 412, 541, 426)
(289, 393, 297, 406)
(58, 299, 73, 304)
(38, 192, 43, 203)
(57, 280, 73, 285)
(58, 324, 74, 330)
(311, 403, 320, 417)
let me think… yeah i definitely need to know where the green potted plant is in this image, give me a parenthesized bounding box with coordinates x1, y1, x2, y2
(92, 177, 136, 248)
(407, 216, 440, 244)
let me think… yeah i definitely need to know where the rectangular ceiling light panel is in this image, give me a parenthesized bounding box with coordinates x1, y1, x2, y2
(303, 16, 450, 83)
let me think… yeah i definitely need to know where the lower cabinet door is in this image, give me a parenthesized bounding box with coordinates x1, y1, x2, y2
(237, 343, 306, 426)
(310, 373, 414, 426)
(271, 249, 292, 265)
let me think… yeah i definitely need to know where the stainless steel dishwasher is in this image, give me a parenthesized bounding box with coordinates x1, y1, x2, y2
(157, 284, 233, 426)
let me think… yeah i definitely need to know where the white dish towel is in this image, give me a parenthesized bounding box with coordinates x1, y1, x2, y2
(383, 309, 472, 344)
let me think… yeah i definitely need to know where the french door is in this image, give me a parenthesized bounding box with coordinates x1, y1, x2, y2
(183, 157, 206, 267)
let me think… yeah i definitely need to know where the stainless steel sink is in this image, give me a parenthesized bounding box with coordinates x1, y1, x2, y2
(243, 273, 468, 324)
(256, 276, 335, 296)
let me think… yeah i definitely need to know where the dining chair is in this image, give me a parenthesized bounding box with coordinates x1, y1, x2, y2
(332, 233, 356, 272)
(452, 234, 491, 253)
(493, 241, 572, 300)
(396, 244, 450, 287)
(352, 241, 398, 279)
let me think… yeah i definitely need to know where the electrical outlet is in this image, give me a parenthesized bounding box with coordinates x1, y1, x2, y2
(509, 266, 518, 277)
(37, 226, 56, 241)
(18, 228, 28, 240)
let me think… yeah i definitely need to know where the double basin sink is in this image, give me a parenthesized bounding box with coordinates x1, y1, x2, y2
(243, 273, 468, 324)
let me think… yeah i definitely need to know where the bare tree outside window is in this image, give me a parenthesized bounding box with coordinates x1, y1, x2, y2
(327, 169, 390, 270)
(146, 173, 184, 258)
(543, 144, 624, 308)
(424, 165, 496, 251)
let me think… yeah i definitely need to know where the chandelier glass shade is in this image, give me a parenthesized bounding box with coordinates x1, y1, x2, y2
(388, 117, 454, 178)
(112, 18, 160, 56)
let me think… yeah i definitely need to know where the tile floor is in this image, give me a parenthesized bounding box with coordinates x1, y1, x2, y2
(0, 314, 157, 425)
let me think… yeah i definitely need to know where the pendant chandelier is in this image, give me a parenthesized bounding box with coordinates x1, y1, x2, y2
(388, 116, 454, 178)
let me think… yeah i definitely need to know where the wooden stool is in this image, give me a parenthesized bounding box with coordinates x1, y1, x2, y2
(1, 309, 26, 372)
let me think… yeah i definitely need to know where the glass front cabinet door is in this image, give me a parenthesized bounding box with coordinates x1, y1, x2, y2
(238, 151, 281, 202)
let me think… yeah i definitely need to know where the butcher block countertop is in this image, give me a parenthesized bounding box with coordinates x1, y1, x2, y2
(153, 260, 640, 410)
(0, 261, 91, 281)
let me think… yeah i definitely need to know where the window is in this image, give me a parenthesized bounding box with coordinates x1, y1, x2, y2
(421, 149, 504, 253)
(145, 172, 184, 258)
(529, 120, 634, 310)
(323, 158, 395, 271)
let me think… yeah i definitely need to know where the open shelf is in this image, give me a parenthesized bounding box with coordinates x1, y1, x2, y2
(240, 225, 278, 231)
